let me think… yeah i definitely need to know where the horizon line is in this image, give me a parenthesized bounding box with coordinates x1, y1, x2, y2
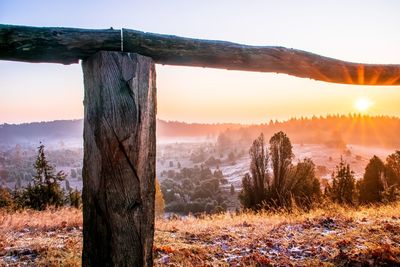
(1, 113, 400, 126)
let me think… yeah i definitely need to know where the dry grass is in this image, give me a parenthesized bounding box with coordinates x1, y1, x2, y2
(0, 208, 82, 266)
(0, 208, 82, 231)
(154, 202, 400, 266)
(1, 203, 400, 266)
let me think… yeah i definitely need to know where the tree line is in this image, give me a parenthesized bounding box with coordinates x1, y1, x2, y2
(240, 131, 400, 211)
(218, 114, 400, 151)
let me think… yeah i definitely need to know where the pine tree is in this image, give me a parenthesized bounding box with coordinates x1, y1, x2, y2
(239, 173, 256, 209)
(386, 151, 400, 186)
(358, 156, 386, 203)
(239, 133, 269, 209)
(15, 176, 22, 189)
(70, 168, 77, 178)
(269, 131, 293, 196)
(289, 158, 321, 209)
(269, 131, 293, 207)
(239, 132, 325, 210)
(330, 158, 356, 205)
(24, 143, 66, 210)
(230, 184, 235, 195)
(65, 179, 71, 191)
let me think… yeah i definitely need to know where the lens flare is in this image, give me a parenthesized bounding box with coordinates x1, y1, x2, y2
(354, 97, 372, 113)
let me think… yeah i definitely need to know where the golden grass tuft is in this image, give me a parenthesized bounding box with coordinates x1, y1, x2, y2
(0, 207, 82, 232)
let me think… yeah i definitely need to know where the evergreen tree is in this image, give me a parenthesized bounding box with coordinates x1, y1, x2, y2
(217, 132, 231, 154)
(385, 151, 400, 186)
(239, 133, 269, 209)
(329, 158, 356, 205)
(23, 143, 66, 210)
(15, 176, 22, 189)
(70, 168, 77, 178)
(358, 156, 386, 203)
(239, 132, 325, 210)
(65, 179, 71, 191)
(269, 131, 293, 205)
(239, 173, 256, 209)
(230, 184, 235, 195)
(289, 158, 321, 209)
(270, 131, 293, 192)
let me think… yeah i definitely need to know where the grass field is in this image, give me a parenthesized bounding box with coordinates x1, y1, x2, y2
(1, 202, 400, 266)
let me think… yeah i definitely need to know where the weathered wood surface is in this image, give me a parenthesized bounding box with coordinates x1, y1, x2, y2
(1, 24, 400, 85)
(82, 51, 156, 266)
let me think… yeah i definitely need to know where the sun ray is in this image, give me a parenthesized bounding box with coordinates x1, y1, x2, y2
(341, 65, 354, 84)
(357, 65, 364, 85)
(384, 73, 400, 85)
(369, 67, 383, 85)
(367, 117, 386, 147)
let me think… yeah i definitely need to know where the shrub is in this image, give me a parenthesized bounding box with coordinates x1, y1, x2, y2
(68, 188, 82, 209)
(381, 185, 400, 203)
(0, 187, 13, 208)
(205, 156, 221, 167)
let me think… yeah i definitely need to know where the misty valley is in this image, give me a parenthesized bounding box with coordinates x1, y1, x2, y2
(1, 115, 399, 215)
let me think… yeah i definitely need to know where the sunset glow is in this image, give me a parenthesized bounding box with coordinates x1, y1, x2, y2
(0, 1, 399, 124)
(354, 97, 372, 113)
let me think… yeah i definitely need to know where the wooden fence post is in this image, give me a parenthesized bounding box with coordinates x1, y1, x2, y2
(81, 51, 156, 266)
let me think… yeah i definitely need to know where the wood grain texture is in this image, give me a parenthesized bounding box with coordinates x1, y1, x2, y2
(0, 24, 120, 64)
(82, 51, 156, 266)
(1, 24, 399, 85)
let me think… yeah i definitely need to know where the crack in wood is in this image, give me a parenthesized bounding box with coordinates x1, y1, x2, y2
(82, 51, 155, 266)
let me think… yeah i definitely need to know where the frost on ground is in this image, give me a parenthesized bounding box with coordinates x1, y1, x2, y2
(154, 203, 400, 266)
(1, 203, 400, 266)
(0, 208, 82, 266)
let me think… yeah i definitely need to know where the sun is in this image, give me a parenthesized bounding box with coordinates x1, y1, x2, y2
(354, 97, 372, 113)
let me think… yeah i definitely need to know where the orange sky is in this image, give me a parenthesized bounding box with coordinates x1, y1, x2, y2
(156, 65, 400, 123)
(0, 1, 399, 124)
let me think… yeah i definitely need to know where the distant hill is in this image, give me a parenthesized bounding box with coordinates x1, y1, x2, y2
(156, 120, 243, 138)
(1, 115, 399, 148)
(0, 119, 243, 146)
(0, 119, 83, 146)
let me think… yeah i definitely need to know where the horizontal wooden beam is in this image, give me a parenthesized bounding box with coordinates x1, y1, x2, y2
(1, 24, 399, 85)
